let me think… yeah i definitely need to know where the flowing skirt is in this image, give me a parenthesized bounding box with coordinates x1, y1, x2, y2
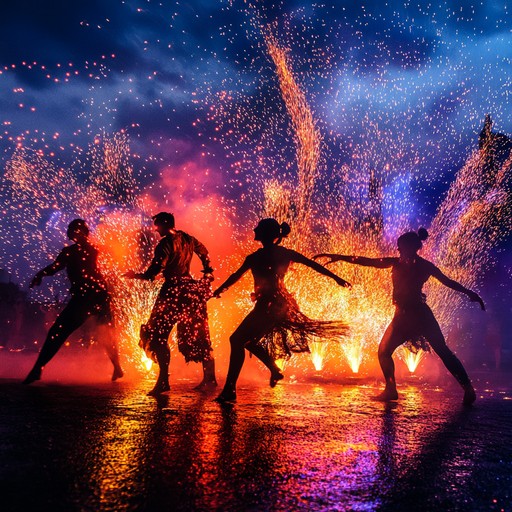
(391, 302, 436, 353)
(254, 288, 349, 361)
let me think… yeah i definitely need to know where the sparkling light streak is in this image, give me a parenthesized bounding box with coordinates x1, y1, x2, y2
(1, 2, 511, 380)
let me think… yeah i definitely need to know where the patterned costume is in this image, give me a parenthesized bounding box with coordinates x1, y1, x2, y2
(138, 231, 213, 363)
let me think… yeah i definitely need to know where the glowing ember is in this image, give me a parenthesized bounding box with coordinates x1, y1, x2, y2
(1, 5, 512, 382)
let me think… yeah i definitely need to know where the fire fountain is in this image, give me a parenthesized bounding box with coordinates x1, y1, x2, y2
(1, 24, 511, 381)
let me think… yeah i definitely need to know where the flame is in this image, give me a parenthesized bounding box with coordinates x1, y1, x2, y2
(275, 358, 287, 371)
(310, 341, 327, 371)
(141, 353, 154, 372)
(398, 347, 426, 373)
(342, 342, 364, 374)
(1, 25, 512, 384)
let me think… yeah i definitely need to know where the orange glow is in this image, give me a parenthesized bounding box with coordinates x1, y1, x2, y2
(398, 347, 426, 373)
(2, 31, 511, 386)
(310, 342, 327, 371)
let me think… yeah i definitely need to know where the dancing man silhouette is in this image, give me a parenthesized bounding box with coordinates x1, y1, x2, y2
(125, 212, 216, 396)
(24, 219, 123, 384)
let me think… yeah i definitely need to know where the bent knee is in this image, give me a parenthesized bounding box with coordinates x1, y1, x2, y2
(378, 344, 396, 359)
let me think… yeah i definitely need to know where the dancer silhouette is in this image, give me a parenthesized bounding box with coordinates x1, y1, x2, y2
(125, 212, 216, 396)
(23, 219, 123, 384)
(214, 218, 350, 403)
(315, 228, 485, 405)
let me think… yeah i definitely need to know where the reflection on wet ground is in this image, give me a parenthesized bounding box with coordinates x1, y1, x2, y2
(1, 377, 511, 511)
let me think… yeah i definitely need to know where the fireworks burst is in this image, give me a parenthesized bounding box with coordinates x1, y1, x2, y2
(207, 5, 512, 376)
(1, 2, 512, 380)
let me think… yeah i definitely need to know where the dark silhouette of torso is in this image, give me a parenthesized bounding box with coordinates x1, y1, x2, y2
(143, 231, 209, 281)
(50, 241, 107, 296)
(390, 257, 434, 308)
(246, 246, 294, 296)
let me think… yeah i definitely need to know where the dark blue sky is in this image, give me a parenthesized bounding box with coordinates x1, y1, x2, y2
(1, 0, 512, 217)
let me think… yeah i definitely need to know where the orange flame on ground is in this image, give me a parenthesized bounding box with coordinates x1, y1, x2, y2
(310, 341, 328, 371)
(398, 347, 426, 373)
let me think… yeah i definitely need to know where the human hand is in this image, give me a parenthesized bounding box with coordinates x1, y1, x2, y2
(203, 273, 214, 283)
(313, 253, 338, 265)
(468, 291, 485, 311)
(336, 276, 352, 289)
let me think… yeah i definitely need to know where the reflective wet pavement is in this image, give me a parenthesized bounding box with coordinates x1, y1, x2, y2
(1, 375, 511, 512)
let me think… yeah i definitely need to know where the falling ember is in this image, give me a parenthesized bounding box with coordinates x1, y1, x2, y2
(398, 347, 426, 374)
(0, 134, 161, 374)
(265, 35, 321, 237)
(2, 5, 512, 384)
(220, 21, 512, 378)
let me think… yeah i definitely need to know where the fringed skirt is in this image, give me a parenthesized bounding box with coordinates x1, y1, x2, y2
(392, 302, 437, 353)
(254, 288, 348, 361)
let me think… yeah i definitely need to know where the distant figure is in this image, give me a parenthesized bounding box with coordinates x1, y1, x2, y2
(124, 212, 216, 396)
(479, 114, 512, 176)
(23, 219, 123, 385)
(213, 218, 351, 403)
(315, 228, 485, 405)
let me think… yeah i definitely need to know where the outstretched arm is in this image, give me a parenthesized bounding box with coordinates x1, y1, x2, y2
(193, 237, 214, 275)
(213, 258, 251, 298)
(314, 253, 395, 269)
(30, 251, 67, 288)
(290, 251, 351, 288)
(124, 240, 166, 280)
(431, 266, 485, 310)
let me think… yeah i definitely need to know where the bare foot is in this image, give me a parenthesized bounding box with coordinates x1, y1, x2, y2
(112, 366, 124, 381)
(270, 370, 284, 388)
(372, 389, 398, 402)
(463, 386, 476, 406)
(147, 381, 170, 396)
(194, 379, 218, 391)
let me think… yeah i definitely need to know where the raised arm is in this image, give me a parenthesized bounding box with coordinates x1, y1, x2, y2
(430, 266, 485, 310)
(290, 250, 351, 288)
(314, 253, 395, 269)
(30, 250, 67, 288)
(213, 258, 251, 298)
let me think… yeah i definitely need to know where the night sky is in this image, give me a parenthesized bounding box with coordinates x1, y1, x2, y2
(1, 0, 512, 283)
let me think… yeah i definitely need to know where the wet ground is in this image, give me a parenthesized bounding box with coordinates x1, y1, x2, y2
(1, 370, 511, 512)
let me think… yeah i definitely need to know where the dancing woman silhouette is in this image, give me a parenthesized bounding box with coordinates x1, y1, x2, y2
(213, 218, 350, 403)
(315, 228, 485, 405)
